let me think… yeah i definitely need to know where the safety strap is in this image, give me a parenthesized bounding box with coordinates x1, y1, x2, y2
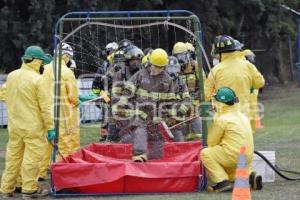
(180, 74, 197, 81)
(112, 105, 148, 120)
(111, 86, 122, 95)
(135, 88, 176, 101)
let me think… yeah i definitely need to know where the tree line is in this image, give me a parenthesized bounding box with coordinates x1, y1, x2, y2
(0, 0, 299, 84)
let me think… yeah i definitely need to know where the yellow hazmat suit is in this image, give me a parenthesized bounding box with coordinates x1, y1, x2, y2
(200, 102, 254, 183)
(249, 89, 259, 134)
(39, 59, 79, 179)
(0, 83, 6, 101)
(205, 51, 265, 118)
(0, 60, 53, 194)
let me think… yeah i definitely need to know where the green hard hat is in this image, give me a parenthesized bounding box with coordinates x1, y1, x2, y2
(214, 87, 239, 104)
(43, 53, 53, 65)
(22, 45, 49, 64)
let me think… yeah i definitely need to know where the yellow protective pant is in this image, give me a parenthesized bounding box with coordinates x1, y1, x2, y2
(39, 142, 52, 179)
(69, 107, 80, 153)
(249, 90, 259, 136)
(39, 108, 80, 178)
(200, 146, 251, 184)
(39, 132, 76, 179)
(0, 127, 45, 194)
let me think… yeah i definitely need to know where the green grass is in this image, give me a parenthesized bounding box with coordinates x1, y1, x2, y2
(0, 85, 300, 199)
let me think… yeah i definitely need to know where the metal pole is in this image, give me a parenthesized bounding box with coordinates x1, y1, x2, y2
(191, 15, 208, 147)
(297, 19, 300, 87)
(288, 35, 294, 81)
(53, 21, 63, 163)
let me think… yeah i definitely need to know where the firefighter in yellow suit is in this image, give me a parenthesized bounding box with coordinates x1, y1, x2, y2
(243, 49, 260, 135)
(0, 83, 6, 101)
(0, 46, 54, 198)
(205, 35, 265, 119)
(200, 87, 254, 192)
(39, 43, 80, 180)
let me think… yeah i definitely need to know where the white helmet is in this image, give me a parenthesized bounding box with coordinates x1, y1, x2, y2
(105, 42, 118, 52)
(61, 42, 74, 58)
(54, 42, 74, 58)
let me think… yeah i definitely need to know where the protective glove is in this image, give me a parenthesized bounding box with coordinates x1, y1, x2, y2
(47, 129, 56, 142)
(250, 87, 254, 93)
(79, 93, 98, 103)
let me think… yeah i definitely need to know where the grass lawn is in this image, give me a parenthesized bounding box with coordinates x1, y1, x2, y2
(0, 85, 300, 199)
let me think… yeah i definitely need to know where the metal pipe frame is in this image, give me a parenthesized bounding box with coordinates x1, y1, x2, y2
(52, 10, 207, 196)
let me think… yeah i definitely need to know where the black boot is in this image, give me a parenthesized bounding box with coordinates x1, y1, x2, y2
(207, 180, 233, 193)
(14, 187, 22, 193)
(249, 171, 263, 190)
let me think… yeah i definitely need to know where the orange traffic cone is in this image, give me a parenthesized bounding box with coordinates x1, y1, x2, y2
(255, 115, 264, 129)
(232, 146, 251, 200)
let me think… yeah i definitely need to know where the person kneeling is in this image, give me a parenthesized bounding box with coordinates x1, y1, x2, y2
(200, 87, 254, 192)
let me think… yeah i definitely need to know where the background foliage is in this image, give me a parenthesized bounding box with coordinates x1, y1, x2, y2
(0, 0, 300, 84)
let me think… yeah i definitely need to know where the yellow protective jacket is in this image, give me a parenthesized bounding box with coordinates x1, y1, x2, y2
(205, 51, 265, 117)
(0, 83, 6, 101)
(5, 63, 53, 132)
(43, 60, 79, 133)
(208, 103, 254, 162)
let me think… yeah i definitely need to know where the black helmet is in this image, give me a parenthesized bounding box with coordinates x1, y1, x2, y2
(212, 35, 243, 55)
(143, 48, 153, 55)
(124, 45, 144, 60)
(118, 39, 133, 51)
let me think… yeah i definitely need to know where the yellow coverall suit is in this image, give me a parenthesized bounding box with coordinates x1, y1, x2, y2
(200, 103, 254, 183)
(249, 89, 259, 134)
(204, 51, 265, 119)
(0, 62, 53, 194)
(0, 83, 6, 101)
(39, 60, 79, 179)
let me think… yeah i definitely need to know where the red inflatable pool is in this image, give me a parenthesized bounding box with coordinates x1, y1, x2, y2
(51, 141, 204, 194)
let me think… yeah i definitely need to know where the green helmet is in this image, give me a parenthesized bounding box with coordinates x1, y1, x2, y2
(44, 53, 53, 65)
(214, 87, 239, 104)
(22, 45, 49, 63)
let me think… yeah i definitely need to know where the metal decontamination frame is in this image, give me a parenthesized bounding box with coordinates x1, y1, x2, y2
(52, 10, 209, 196)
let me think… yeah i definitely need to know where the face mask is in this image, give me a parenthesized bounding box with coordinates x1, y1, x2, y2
(176, 53, 188, 65)
(213, 58, 219, 66)
(129, 59, 140, 73)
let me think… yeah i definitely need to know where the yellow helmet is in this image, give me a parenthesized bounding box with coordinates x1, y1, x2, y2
(149, 48, 168, 68)
(243, 49, 254, 56)
(185, 42, 195, 52)
(172, 42, 188, 55)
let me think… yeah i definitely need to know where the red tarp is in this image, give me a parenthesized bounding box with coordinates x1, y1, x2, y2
(51, 141, 203, 193)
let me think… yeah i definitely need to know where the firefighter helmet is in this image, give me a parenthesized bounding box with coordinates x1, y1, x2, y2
(118, 39, 133, 51)
(124, 45, 144, 60)
(185, 42, 195, 52)
(149, 48, 168, 68)
(105, 42, 118, 54)
(212, 35, 242, 55)
(172, 42, 188, 55)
